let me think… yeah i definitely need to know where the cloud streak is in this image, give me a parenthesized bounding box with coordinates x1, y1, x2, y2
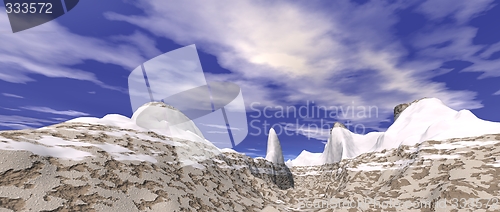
(201, 123, 241, 131)
(0, 115, 57, 129)
(1, 107, 20, 111)
(21, 106, 89, 117)
(283, 123, 330, 141)
(0, 10, 161, 93)
(2, 93, 23, 98)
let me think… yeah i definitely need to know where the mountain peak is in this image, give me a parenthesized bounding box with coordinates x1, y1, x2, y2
(265, 128, 285, 164)
(141, 101, 180, 111)
(394, 97, 429, 121)
(333, 122, 347, 129)
(131, 101, 205, 141)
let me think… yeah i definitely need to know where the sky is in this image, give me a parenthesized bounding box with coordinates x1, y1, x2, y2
(0, 0, 499, 161)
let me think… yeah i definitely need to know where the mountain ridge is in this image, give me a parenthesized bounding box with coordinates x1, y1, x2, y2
(286, 97, 500, 167)
(0, 98, 499, 211)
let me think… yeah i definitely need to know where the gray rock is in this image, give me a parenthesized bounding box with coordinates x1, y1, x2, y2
(141, 101, 180, 111)
(333, 122, 347, 129)
(394, 97, 428, 121)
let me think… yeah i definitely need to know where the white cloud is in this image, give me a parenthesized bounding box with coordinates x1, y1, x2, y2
(201, 123, 241, 131)
(246, 148, 261, 152)
(0, 123, 32, 130)
(106, 0, 496, 130)
(206, 131, 228, 134)
(1, 107, 20, 111)
(21, 106, 89, 116)
(52, 117, 69, 121)
(110, 31, 163, 59)
(0, 9, 160, 92)
(494, 90, 500, 95)
(282, 123, 330, 141)
(2, 93, 24, 98)
(0, 115, 57, 129)
(416, 0, 494, 24)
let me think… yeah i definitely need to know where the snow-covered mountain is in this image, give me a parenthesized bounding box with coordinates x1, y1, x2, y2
(287, 98, 500, 167)
(1, 98, 500, 211)
(131, 102, 206, 142)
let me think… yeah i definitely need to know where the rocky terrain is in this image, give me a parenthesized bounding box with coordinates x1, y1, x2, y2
(0, 99, 499, 211)
(0, 121, 295, 212)
(283, 133, 500, 211)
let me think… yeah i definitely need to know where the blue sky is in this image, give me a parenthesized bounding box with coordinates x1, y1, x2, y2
(1, 0, 499, 161)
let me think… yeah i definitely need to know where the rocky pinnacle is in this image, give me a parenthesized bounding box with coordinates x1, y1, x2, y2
(265, 128, 285, 164)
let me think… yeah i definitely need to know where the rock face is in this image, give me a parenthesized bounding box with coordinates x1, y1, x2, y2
(265, 128, 285, 164)
(394, 97, 428, 121)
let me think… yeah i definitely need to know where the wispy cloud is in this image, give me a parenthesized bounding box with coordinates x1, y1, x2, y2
(0, 10, 161, 93)
(21, 106, 89, 116)
(283, 123, 330, 141)
(1, 107, 20, 111)
(201, 123, 241, 131)
(0, 115, 57, 129)
(206, 131, 229, 134)
(0, 123, 32, 130)
(52, 117, 69, 121)
(106, 0, 496, 130)
(246, 148, 261, 152)
(2, 93, 24, 98)
(494, 90, 500, 95)
(416, 0, 494, 24)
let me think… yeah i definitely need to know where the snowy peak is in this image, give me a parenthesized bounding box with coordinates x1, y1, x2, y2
(333, 122, 347, 129)
(374, 97, 500, 151)
(265, 128, 285, 164)
(320, 128, 345, 164)
(321, 123, 362, 164)
(379, 98, 464, 150)
(131, 101, 205, 142)
(288, 123, 360, 167)
(287, 97, 500, 167)
(393, 97, 428, 121)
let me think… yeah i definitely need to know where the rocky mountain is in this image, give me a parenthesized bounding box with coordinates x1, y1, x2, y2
(287, 98, 500, 167)
(0, 120, 293, 211)
(284, 133, 500, 211)
(0, 99, 499, 211)
(393, 98, 427, 121)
